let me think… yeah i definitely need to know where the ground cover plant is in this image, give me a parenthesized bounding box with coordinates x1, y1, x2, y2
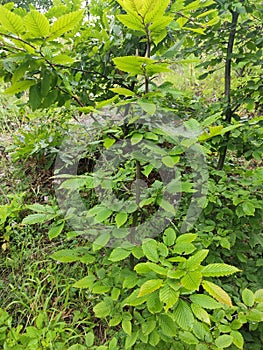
(0, 0, 262, 349)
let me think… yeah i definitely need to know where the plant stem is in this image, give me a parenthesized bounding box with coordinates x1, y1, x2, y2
(217, 10, 239, 170)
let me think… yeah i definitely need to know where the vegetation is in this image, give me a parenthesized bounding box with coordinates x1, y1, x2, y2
(0, 0, 262, 349)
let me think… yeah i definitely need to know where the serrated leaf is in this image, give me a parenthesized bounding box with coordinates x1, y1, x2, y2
(202, 280, 233, 307)
(181, 271, 202, 291)
(159, 314, 177, 337)
(186, 250, 209, 271)
(92, 232, 111, 250)
(93, 301, 111, 318)
(73, 276, 96, 289)
(0, 6, 24, 34)
(29, 84, 42, 111)
(142, 239, 159, 262)
(25, 10, 50, 37)
(242, 288, 255, 307)
(201, 263, 240, 277)
(141, 319, 156, 335)
(189, 295, 221, 309)
(215, 335, 233, 348)
(48, 222, 64, 240)
(4, 80, 35, 95)
(138, 279, 163, 297)
(191, 304, 211, 325)
(109, 247, 131, 261)
(174, 299, 194, 330)
(117, 13, 144, 32)
(115, 212, 128, 228)
(179, 331, 199, 345)
(122, 289, 147, 307)
(22, 213, 56, 225)
(49, 10, 84, 39)
(159, 284, 179, 311)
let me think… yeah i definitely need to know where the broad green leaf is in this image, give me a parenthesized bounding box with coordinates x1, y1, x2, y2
(85, 332, 95, 347)
(147, 291, 163, 313)
(202, 280, 233, 307)
(242, 201, 255, 216)
(138, 101, 156, 115)
(141, 319, 156, 335)
(52, 54, 75, 65)
(254, 289, 263, 303)
(109, 247, 131, 261)
(117, 13, 145, 32)
(158, 314, 177, 337)
(176, 234, 197, 244)
(186, 250, 209, 270)
(72, 276, 96, 289)
(29, 84, 42, 111)
(59, 177, 88, 190)
(110, 87, 135, 96)
(122, 289, 147, 307)
(179, 331, 199, 345)
(142, 239, 159, 262)
(22, 213, 56, 225)
(138, 279, 163, 297)
(93, 300, 111, 318)
(231, 331, 244, 350)
(95, 208, 112, 223)
(163, 227, 176, 246)
(242, 288, 255, 307)
(181, 271, 202, 291)
(191, 304, 210, 325)
(201, 263, 240, 277)
(131, 132, 143, 145)
(189, 295, 221, 309)
(92, 232, 111, 250)
(25, 10, 50, 37)
(159, 284, 179, 311)
(124, 331, 139, 349)
(0, 6, 24, 34)
(104, 138, 116, 149)
(115, 212, 128, 228)
(50, 249, 80, 263)
(49, 10, 84, 39)
(215, 335, 233, 348)
(247, 309, 263, 322)
(4, 80, 35, 95)
(122, 319, 132, 336)
(48, 222, 64, 240)
(174, 299, 194, 330)
(92, 285, 111, 294)
(144, 262, 168, 276)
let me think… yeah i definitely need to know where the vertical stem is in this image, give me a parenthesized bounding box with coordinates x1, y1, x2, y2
(217, 10, 239, 170)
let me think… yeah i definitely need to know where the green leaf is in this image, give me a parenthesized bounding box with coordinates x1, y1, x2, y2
(59, 177, 88, 190)
(181, 271, 202, 291)
(122, 289, 147, 307)
(4, 80, 35, 95)
(73, 276, 96, 289)
(109, 247, 131, 261)
(49, 10, 84, 39)
(163, 227, 176, 246)
(115, 212, 128, 228)
(201, 263, 240, 277)
(22, 213, 56, 225)
(29, 84, 42, 111)
(189, 295, 221, 309)
(158, 314, 177, 337)
(231, 331, 244, 350)
(95, 208, 112, 223)
(141, 319, 156, 335)
(215, 335, 233, 348)
(124, 331, 139, 349)
(174, 299, 194, 331)
(186, 250, 209, 271)
(50, 249, 81, 263)
(138, 101, 156, 115)
(191, 304, 210, 325)
(93, 300, 111, 318)
(247, 309, 263, 322)
(25, 10, 50, 37)
(254, 289, 263, 303)
(179, 331, 199, 345)
(202, 280, 233, 307)
(117, 13, 145, 32)
(48, 222, 64, 240)
(85, 332, 95, 347)
(142, 239, 159, 262)
(138, 279, 163, 297)
(242, 288, 255, 307)
(52, 54, 75, 65)
(159, 284, 179, 312)
(110, 87, 135, 96)
(92, 232, 111, 251)
(176, 233, 197, 244)
(122, 319, 132, 336)
(0, 6, 24, 34)
(242, 201, 255, 216)
(131, 133, 143, 145)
